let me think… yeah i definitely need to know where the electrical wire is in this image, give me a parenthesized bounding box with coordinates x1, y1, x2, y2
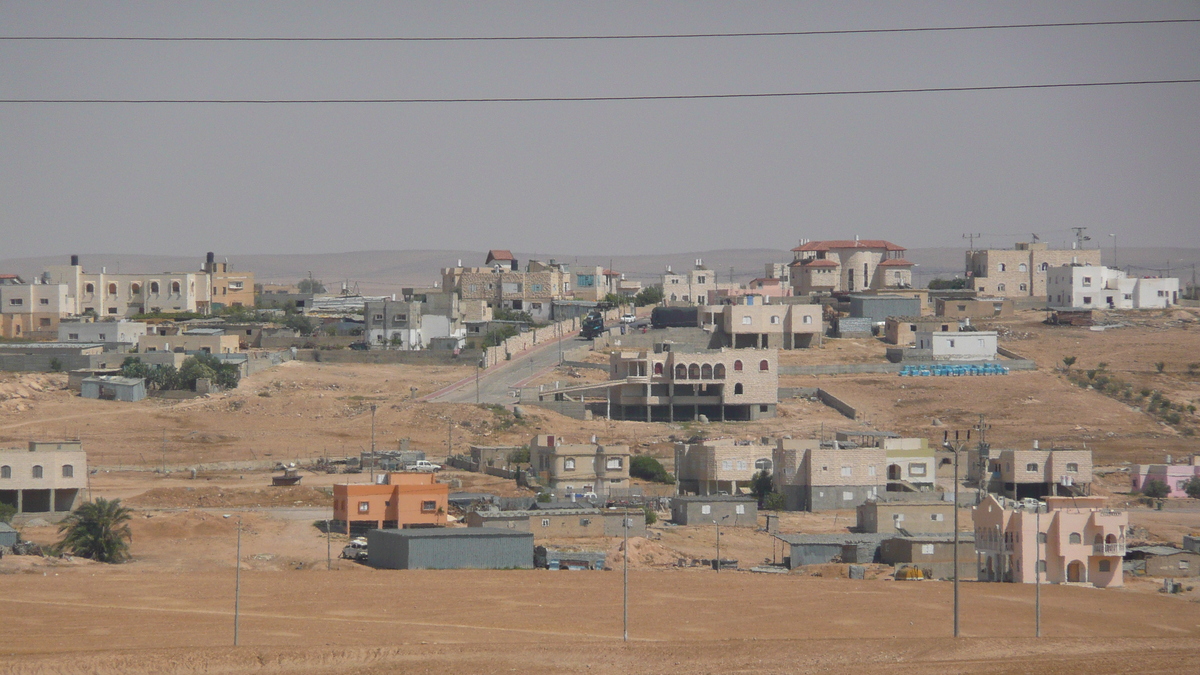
(3, 18, 1198, 42)
(3, 78, 1198, 104)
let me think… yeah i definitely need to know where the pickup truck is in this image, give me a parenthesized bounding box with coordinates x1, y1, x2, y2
(403, 460, 442, 472)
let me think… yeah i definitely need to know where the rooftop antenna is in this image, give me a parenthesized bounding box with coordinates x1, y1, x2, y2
(962, 233, 981, 250)
(1070, 227, 1091, 250)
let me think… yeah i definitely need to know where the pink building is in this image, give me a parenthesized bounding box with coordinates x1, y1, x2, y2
(1130, 457, 1200, 497)
(973, 495, 1127, 588)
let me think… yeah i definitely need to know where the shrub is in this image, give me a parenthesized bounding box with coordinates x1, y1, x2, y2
(763, 492, 786, 511)
(1062, 356, 1077, 371)
(1184, 478, 1200, 500)
(630, 456, 674, 484)
(643, 506, 657, 525)
(48, 357, 62, 372)
(1155, 361, 1166, 373)
(1143, 480, 1171, 499)
(508, 446, 530, 464)
(54, 498, 133, 563)
(0, 502, 16, 524)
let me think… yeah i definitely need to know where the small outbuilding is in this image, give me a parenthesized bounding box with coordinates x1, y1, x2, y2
(0, 522, 17, 549)
(366, 527, 533, 570)
(671, 495, 758, 527)
(80, 376, 146, 402)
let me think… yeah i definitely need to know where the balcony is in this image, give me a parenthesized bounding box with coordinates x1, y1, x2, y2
(1093, 542, 1125, 556)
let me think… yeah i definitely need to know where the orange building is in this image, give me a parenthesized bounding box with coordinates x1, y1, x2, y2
(332, 473, 449, 536)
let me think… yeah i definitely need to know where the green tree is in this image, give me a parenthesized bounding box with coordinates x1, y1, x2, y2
(119, 356, 151, 380)
(147, 364, 180, 390)
(1062, 356, 1077, 371)
(643, 505, 657, 525)
(750, 470, 773, 505)
(1183, 477, 1200, 500)
(0, 502, 16, 524)
(508, 446, 531, 464)
(48, 357, 63, 372)
(178, 356, 217, 390)
(285, 314, 317, 336)
(1155, 361, 1166, 373)
(54, 498, 133, 563)
(630, 455, 674, 484)
(763, 492, 786, 511)
(927, 277, 969, 290)
(177, 353, 240, 390)
(297, 278, 326, 294)
(1143, 479, 1170, 499)
(633, 286, 664, 307)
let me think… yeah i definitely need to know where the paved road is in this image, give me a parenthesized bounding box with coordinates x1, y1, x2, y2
(429, 332, 593, 405)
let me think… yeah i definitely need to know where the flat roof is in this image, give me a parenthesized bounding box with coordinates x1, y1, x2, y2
(372, 527, 532, 538)
(674, 495, 756, 503)
(773, 533, 891, 546)
(473, 508, 604, 518)
(0, 342, 104, 349)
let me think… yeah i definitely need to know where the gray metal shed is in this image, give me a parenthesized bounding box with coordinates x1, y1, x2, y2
(367, 527, 533, 570)
(0, 522, 17, 548)
(848, 295, 922, 324)
(774, 533, 890, 568)
(670, 496, 758, 526)
(80, 376, 146, 402)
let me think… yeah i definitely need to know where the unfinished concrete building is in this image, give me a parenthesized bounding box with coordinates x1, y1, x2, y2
(773, 438, 886, 511)
(0, 441, 88, 522)
(968, 444, 1092, 500)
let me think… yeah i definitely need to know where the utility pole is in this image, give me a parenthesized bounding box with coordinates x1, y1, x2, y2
(623, 512, 629, 642)
(161, 429, 167, 474)
(475, 358, 481, 404)
(447, 418, 452, 457)
(369, 404, 377, 483)
(962, 233, 981, 250)
(943, 428, 971, 638)
(326, 517, 332, 571)
(1070, 227, 1090, 250)
(1035, 507, 1042, 637)
(223, 514, 242, 646)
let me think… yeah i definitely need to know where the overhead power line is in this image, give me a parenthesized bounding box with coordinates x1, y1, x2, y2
(2, 18, 1198, 42)
(3, 78, 1197, 105)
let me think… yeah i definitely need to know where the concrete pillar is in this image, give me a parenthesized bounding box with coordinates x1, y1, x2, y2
(17, 489, 23, 514)
(668, 383, 674, 422)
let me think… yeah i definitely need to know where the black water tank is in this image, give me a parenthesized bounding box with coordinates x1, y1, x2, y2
(70, 254, 79, 266)
(206, 251, 215, 264)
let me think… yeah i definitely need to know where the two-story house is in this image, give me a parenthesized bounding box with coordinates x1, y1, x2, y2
(331, 472, 449, 536)
(0, 274, 70, 340)
(718, 297, 822, 349)
(967, 241, 1100, 299)
(0, 440, 88, 521)
(674, 438, 774, 496)
(772, 438, 887, 511)
(529, 434, 630, 498)
(441, 252, 567, 322)
(973, 494, 1126, 587)
(788, 239, 913, 295)
(1046, 265, 1179, 309)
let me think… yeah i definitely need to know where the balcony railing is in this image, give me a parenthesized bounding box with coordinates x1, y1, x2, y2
(1094, 542, 1125, 556)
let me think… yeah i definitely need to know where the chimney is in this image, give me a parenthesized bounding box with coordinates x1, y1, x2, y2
(70, 254, 79, 266)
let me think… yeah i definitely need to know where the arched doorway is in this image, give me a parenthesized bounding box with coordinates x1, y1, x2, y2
(887, 464, 901, 481)
(1067, 560, 1085, 583)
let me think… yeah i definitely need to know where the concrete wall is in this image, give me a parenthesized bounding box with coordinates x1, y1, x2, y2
(294, 348, 481, 365)
(671, 499, 757, 526)
(367, 528, 534, 570)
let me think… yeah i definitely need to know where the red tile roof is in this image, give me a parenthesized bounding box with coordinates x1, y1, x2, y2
(877, 258, 914, 267)
(485, 250, 515, 263)
(792, 239, 906, 252)
(798, 259, 840, 268)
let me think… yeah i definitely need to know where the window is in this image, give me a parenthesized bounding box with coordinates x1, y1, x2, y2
(606, 457, 622, 470)
(722, 460, 733, 471)
(908, 463, 927, 477)
(803, 315, 813, 324)
(1039, 262, 1048, 271)
(701, 364, 713, 379)
(68, 333, 79, 340)
(39, 298, 49, 305)
(996, 283, 1006, 292)
(1019, 284, 1027, 292)
(148, 281, 159, 294)
(1066, 463, 1078, 472)
(921, 544, 935, 555)
(688, 364, 700, 379)
(1069, 533, 1081, 544)
(541, 518, 550, 527)
(701, 505, 711, 515)
(32, 465, 44, 479)
(1098, 560, 1111, 573)
(228, 281, 243, 291)
(107, 307, 118, 315)
(62, 464, 73, 478)
(108, 283, 117, 296)
(1018, 263, 1028, 272)
(948, 339, 955, 348)
(842, 491, 854, 501)
(85, 283, 95, 294)
(759, 360, 769, 371)
(1026, 463, 1038, 472)
(697, 276, 706, 284)
(421, 500, 437, 513)
(840, 466, 852, 477)
(1082, 296, 1092, 304)
(931, 513, 944, 521)
(736, 461, 748, 471)
(998, 263, 1007, 272)
(770, 316, 780, 324)
(7, 298, 22, 306)
(98, 333, 107, 341)
(171, 281, 181, 294)
(733, 360, 743, 372)
(735, 504, 746, 514)
(373, 314, 384, 321)
(0, 465, 9, 479)
(1082, 276, 1092, 287)
(675, 364, 687, 379)
(894, 514, 905, 522)
(1180, 560, 1190, 570)
(734, 383, 744, 394)
(741, 316, 752, 325)
(564, 458, 576, 471)
(713, 364, 725, 379)
(867, 465, 875, 476)
(358, 501, 369, 514)
(1037, 560, 1046, 573)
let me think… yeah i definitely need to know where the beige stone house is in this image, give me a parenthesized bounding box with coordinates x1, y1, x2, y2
(674, 438, 774, 496)
(441, 252, 567, 322)
(788, 239, 913, 295)
(529, 434, 630, 497)
(719, 300, 822, 349)
(0, 440, 88, 522)
(773, 439, 886, 511)
(966, 241, 1100, 298)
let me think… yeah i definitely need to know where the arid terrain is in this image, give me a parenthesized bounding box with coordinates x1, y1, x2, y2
(3, 308, 1200, 673)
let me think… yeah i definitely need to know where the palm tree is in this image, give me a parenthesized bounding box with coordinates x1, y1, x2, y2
(56, 498, 133, 563)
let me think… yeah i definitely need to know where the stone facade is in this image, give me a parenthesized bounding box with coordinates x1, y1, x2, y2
(0, 441, 88, 522)
(935, 297, 1015, 319)
(529, 434, 630, 497)
(719, 300, 822, 349)
(0, 277, 70, 340)
(674, 439, 774, 495)
(442, 256, 567, 322)
(606, 345, 778, 422)
(883, 316, 960, 346)
(966, 242, 1101, 298)
(773, 439, 887, 511)
(788, 239, 912, 295)
(857, 500, 954, 535)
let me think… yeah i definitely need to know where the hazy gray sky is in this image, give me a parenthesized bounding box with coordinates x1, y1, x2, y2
(2, 1, 1197, 258)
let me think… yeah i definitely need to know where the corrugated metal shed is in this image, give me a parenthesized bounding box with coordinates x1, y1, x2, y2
(0, 522, 17, 548)
(848, 296, 922, 323)
(367, 527, 533, 570)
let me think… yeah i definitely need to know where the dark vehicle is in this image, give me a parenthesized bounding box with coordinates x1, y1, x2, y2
(650, 306, 700, 329)
(349, 341, 370, 351)
(580, 312, 606, 340)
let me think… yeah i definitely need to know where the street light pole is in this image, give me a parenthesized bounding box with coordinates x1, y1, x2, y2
(223, 514, 242, 646)
(944, 429, 969, 639)
(326, 517, 332, 571)
(623, 512, 629, 642)
(1035, 507, 1042, 637)
(1109, 233, 1117, 270)
(475, 359, 481, 404)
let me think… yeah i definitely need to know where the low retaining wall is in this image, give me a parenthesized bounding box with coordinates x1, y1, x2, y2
(261, 335, 360, 350)
(481, 308, 623, 369)
(817, 389, 859, 420)
(295, 348, 482, 365)
(560, 360, 610, 372)
(780, 359, 1035, 376)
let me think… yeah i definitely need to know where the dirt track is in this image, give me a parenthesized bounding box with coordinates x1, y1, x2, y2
(3, 569, 1200, 674)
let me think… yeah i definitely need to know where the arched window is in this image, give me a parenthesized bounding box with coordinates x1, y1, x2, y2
(675, 364, 687, 379)
(84, 283, 95, 294)
(734, 383, 744, 395)
(32, 465, 43, 479)
(1019, 283, 1028, 292)
(998, 263, 1007, 272)
(654, 363, 663, 375)
(62, 464, 73, 478)
(1069, 532, 1081, 544)
(688, 364, 700, 379)
(733, 360, 743, 372)
(130, 282, 141, 295)
(1018, 263, 1028, 272)
(107, 283, 117, 296)
(1039, 262, 1048, 272)
(150, 281, 160, 294)
(997, 283, 1006, 292)
(171, 281, 181, 294)
(0, 465, 10, 479)
(770, 315, 780, 324)
(713, 364, 726, 379)
(701, 364, 713, 379)
(759, 360, 769, 371)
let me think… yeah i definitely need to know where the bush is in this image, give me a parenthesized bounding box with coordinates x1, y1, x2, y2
(48, 358, 63, 372)
(630, 456, 674, 484)
(763, 492, 786, 511)
(0, 502, 16, 524)
(508, 446, 530, 464)
(1062, 356, 1077, 371)
(1155, 361, 1166, 373)
(643, 506, 657, 525)
(633, 286, 664, 307)
(1143, 479, 1171, 499)
(1183, 478, 1200, 500)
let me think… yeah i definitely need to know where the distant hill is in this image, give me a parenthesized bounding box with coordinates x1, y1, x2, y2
(3, 246, 1196, 295)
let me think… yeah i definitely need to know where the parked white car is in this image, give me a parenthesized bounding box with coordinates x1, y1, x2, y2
(404, 460, 442, 472)
(620, 314, 636, 324)
(341, 537, 368, 561)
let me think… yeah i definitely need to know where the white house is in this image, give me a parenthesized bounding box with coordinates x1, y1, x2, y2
(59, 319, 147, 344)
(915, 331, 997, 361)
(1046, 265, 1179, 310)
